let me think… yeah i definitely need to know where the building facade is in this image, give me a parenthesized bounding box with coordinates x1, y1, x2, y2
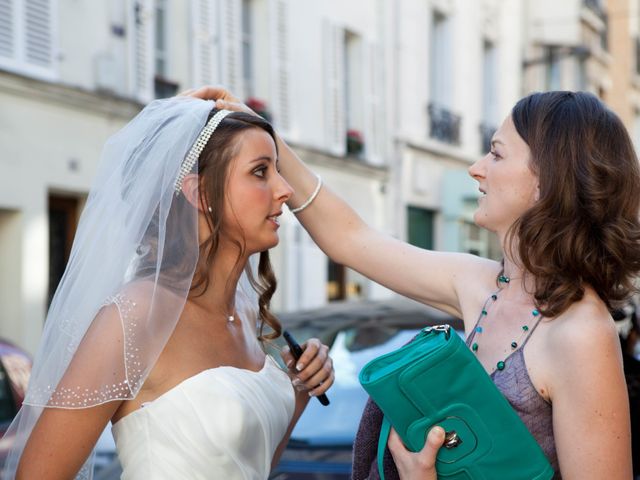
(0, 0, 393, 352)
(392, 0, 524, 260)
(2, 0, 639, 354)
(522, 0, 640, 152)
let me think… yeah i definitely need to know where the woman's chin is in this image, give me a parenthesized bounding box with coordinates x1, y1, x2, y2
(248, 236, 279, 254)
(472, 212, 496, 233)
(472, 210, 485, 227)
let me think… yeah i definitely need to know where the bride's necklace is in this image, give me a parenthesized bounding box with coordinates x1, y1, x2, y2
(471, 275, 542, 372)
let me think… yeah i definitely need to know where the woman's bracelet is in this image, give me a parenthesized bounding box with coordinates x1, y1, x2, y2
(289, 174, 323, 214)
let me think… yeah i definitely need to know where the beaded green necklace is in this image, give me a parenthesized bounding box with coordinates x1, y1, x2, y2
(471, 275, 542, 372)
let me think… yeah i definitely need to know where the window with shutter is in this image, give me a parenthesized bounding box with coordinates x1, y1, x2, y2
(191, 0, 219, 87)
(24, 0, 51, 67)
(269, 0, 290, 133)
(428, 11, 461, 145)
(0, 0, 15, 60)
(287, 223, 327, 310)
(154, 0, 167, 76)
(480, 40, 498, 154)
(241, 0, 253, 99)
(128, 0, 155, 103)
(363, 41, 383, 165)
(345, 31, 362, 132)
(323, 21, 346, 156)
(0, 0, 56, 79)
(219, 0, 243, 95)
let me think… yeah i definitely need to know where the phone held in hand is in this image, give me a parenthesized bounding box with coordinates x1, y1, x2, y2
(283, 330, 330, 406)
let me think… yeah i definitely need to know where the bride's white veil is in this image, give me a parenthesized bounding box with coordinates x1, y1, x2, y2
(1, 97, 258, 479)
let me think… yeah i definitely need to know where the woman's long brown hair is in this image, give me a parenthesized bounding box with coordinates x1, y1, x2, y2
(508, 91, 640, 317)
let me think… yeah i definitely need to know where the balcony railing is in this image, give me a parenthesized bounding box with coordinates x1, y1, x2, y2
(583, 0, 604, 16)
(600, 12, 609, 51)
(428, 103, 461, 146)
(154, 76, 179, 99)
(583, 1, 608, 50)
(479, 123, 497, 154)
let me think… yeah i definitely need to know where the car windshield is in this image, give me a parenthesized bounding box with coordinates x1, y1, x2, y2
(289, 326, 421, 446)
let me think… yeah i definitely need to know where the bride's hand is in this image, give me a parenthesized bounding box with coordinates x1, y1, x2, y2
(281, 338, 335, 397)
(179, 85, 256, 116)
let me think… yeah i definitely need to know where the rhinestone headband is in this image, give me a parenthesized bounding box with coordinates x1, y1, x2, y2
(174, 109, 233, 194)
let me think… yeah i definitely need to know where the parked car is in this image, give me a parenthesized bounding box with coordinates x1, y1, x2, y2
(0, 339, 32, 465)
(270, 297, 463, 480)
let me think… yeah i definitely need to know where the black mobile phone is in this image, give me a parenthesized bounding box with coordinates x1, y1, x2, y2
(283, 330, 330, 406)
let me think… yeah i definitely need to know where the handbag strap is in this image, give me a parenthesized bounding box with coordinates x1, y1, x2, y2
(377, 415, 392, 480)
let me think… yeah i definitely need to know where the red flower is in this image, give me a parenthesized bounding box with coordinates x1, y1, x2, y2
(347, 129, 364, 142)
(246, 97, 268, 112)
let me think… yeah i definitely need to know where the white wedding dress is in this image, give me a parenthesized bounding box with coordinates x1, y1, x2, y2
(111, 354, 295, 480)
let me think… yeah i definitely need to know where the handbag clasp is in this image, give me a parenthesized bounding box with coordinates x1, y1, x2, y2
(423, 324, 451, 339)
(443, 430, 463, 449)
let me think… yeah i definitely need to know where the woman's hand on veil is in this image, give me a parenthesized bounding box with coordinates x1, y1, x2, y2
(388, 426, 445, 480)
(281, 338, 335, 398)
(180, 86, 256, 117)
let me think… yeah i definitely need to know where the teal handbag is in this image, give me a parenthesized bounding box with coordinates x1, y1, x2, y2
(358, 325, 555, 480)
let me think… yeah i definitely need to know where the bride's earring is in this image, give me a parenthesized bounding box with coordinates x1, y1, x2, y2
(207, 206, 213, 213)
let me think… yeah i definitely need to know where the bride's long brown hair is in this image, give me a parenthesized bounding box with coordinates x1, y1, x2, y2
(192, 110, 281, 341)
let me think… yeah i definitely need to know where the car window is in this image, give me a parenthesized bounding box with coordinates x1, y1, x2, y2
(288, 324, 465, 446)
(289, 326, 421, 445)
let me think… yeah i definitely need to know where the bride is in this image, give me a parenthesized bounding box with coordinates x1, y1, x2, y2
(6, 97, 334, 479)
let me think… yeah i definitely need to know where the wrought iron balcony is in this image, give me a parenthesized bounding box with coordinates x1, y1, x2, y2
(154, 76, 179, 99)
(427, 103, 461, 146)
(583, 0, 605, 18)
(582, 0, 608, 50)
(479, 123, 497, 154)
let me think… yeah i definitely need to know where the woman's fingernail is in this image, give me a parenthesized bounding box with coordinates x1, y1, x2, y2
(308, 391, 316, 397)
(292, 378, 301, 386)
(296, 363, 304, 371)
(286, 359, 293, 368)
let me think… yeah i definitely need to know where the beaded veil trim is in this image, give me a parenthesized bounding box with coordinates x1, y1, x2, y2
(24, 293, 141, 408)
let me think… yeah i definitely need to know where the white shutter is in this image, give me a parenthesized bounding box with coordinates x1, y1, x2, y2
(290, 224, 326, 310)
(323, 21, 346, 156)
(0, 0, 16, 60)
(24, 0, 52, 68)
(269, 0, 291, 133)
(218, 0, 242, 95)
(0, 0, 56, 78)
(301, 240, 326, 309)
(363, 42, 383, 165)
(191, 0, 219, 87)
(128, 0, 154, 103)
